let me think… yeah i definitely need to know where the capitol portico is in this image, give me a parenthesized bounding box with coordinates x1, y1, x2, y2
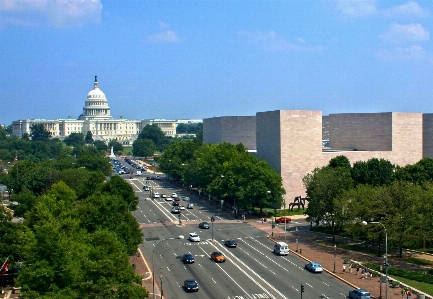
(12, 76, 197, 144)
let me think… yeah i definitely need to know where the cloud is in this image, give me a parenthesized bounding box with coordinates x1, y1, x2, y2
(0, 0, 103, 28)
(332, 0, 377, 17)
(376, 45, 425, 60)
(379, 22, 429, 44)
(238, 30, 324, 52)
(383, 1, 430, 18)
(146, 30, 180, 43)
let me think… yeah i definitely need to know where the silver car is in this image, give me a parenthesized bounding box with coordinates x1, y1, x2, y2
(305, 261, 323, 273)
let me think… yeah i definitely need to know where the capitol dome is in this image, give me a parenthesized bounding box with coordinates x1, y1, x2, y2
(79, 76, 113, 120)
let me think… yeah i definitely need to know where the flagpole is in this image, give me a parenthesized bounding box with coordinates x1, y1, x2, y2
(1, 257, 9, 275)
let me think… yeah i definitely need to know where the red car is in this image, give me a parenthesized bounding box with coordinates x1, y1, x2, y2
(275, 217, 291, 224)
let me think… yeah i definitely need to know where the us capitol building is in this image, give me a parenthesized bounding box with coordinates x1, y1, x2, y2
(12, 76, 201, 144)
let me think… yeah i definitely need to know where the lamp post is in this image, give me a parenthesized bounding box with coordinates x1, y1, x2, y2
(296, 227, 298, 252)
(283, 196, 287, 243)
(152, 238, 176, 299)
(333, 244, 336, 273)
(128, 199, 139, 213)
(379, 265, 383, 299)
(363, 221, 388, 299)
(160, 274, 163, 299)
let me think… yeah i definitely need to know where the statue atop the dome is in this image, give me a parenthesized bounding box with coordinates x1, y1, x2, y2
(94, 75, 98, 83)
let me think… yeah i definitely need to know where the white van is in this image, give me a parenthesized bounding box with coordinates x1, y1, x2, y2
(273, 242, 289, 256)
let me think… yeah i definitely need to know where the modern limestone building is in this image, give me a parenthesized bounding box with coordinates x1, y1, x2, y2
(12, 76, 188, 144)
(204, 110, 431, 204)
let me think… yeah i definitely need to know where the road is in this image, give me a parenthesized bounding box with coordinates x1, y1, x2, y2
(118, 164, 354, 299)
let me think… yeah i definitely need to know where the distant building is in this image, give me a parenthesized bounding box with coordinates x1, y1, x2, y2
(12, 76, 198, 144)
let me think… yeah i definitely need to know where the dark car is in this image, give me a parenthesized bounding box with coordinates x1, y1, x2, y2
(146, 177, 151, 180)
(182, 253, 195, 264)
(224, 239, 237, 248)
(184, 279, 199, 292)
(199, 222, 210, 229)
(173, 201, 180, 206)
(349, 289, 371, 299)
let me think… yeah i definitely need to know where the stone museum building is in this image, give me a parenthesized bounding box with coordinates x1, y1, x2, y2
(204, 110, 433, 204)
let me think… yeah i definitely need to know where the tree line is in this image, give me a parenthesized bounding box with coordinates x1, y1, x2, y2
(303, 155, 433, 254)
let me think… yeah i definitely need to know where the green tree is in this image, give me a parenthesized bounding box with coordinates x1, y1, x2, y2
(64, 132, 85, 147)
(93, 140, 108, 152)
(30, 124, 52, 142)
(76, 148, 111, 175)
(138, 124, 166, 151)
(59, 168, 106, 200)
(132, 138, 157, 158)
(351, 158, 395, 187)
(85, 131, 94, 144)
(303, 166, 354, 243)
(328, 155, 351, 169)
(108, 140, 123, 155)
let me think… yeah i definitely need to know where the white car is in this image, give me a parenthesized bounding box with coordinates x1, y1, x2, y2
(153, 192, 160, 198)
(179, 205, 185, 210)
(171, 193, 178, 198)
(184, 197, 191, 201)
(165, 197, 173, 201)
(189, 233, 200, 242)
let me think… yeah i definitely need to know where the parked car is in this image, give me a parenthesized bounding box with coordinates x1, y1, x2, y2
(184, 279, 199, 292)
(182, 253, 195, 264)
(224, 239, 237, 248)
(188, 233, 200, 242)
(305, 261, 323, 273)
(211, 252, 226, 263)
(349, 289, 371, 299)
(198, 222, 210, 229)
(275, 217, 292, 223)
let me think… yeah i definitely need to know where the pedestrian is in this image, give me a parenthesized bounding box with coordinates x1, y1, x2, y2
(407, 289, 411, 299)
(356, 265, 360, 275)
(349, 263, 353, 274)
(369, 271, 373, 279)
(343, 264, 346, 274)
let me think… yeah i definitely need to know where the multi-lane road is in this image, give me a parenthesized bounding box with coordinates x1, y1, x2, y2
(124, 169, 353, 299)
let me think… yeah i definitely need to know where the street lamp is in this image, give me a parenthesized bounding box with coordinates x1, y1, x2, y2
(160, 274, 163, 299)
(283, 196, 287, 243)
(333, 244, 336, 273)
(296, 227, 298, 252)
(152, 238, 176, 299)
(363, 221, 388, 299)
(128, 199, 138, 213)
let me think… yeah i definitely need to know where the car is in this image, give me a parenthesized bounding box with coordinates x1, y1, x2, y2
(275, 216, 292, 224)
(198, 222, 210, 229)
(143, 185, 150, 191)
(173, 201, 180, 206)
(179, 205, 185, 210)
(153, 192, 160, 198)
(174, 197, 181, 201)
(182, 253, 195, 264)
(184, 196, 191, 201)
(305, 261, 323, 273)
(188, 233, 200, 242)
(146, 177, 151, 180)
(184, 279, 199, 292)
(155, 175, 160, 180)
(349, 289, 371, 299)
(211, 252, 226, 263)
(224, 239, 237, 248)
(171, 207, 181, 214)
(171, 193, 178, 198)
(161, 194, 167, 198)
(187, 203, 194, 209)
(165, 197, 173, 201)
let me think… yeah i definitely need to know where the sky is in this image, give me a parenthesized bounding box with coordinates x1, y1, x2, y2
(1, 0, 433, 125)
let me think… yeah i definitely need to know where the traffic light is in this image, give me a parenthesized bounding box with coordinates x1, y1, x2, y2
(301, 284, 305, 293)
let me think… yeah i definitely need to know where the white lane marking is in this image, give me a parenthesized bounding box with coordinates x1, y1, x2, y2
(196, 246, 255, 299)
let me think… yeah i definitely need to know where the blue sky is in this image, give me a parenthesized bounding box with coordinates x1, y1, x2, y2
(1, 0, 432, 125)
